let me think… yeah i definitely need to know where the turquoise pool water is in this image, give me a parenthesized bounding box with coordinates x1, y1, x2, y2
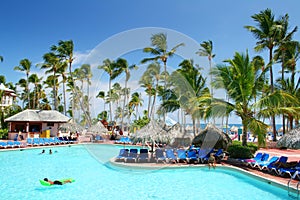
(0, 144, 293, 200)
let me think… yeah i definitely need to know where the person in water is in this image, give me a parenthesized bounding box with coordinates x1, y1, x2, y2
(43, 178, 72, 185)
(208, 153, 216, 169)
(39, 149, 45, 154)
(49, 149, 52, 154)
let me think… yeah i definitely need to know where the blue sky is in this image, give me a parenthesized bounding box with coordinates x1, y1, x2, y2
(0, 0, 299, 123)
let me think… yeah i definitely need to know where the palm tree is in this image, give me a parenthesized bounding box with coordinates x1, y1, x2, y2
(196, 40, 215, 96)
(57, 62, 68, 115)
(141, 33, 184, 120)
(168, 59, 209, 136)
(16, 78, 27, 108)
(28, 74, 43, 109)
(14, 59, 32, 108)
(41, 52, 61, 110)
(139, 73, 154, 117)
(275, 41, 300, 129)
(144, 62, 162, 117)
(212, 51, 299, 146)
(114, 58, 137, 132)
(129, 92, 143, 120)
(273, 14, 298, 134)
(245, 9, 298, 141)
(96, 90, 106, 112)
(44, 75, 59, 109)
(98, 59, 121, 122)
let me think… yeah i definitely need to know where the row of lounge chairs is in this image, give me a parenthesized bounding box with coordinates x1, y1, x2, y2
(27, 137, 76, 146)
(115, 148, 225, 164)
(242, 152, 300, 180)
(0, 140, 23, 148)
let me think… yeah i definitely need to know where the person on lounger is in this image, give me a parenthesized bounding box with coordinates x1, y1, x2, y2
(208, 153, 216, 169)
(274, 161, 298, 168)
(43, 178, 72, 185)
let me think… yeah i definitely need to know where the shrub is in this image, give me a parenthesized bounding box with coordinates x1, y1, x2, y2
(247, 142, 258, 153)
(0, 129, 8, 139)
(227, 143, 253, 159)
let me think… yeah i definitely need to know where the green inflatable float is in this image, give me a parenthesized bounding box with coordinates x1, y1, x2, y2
(39, 178, 75, 186)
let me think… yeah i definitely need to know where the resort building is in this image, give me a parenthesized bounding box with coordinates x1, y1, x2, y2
(0, 83, 17, 107)
(5, 109, 70, 140)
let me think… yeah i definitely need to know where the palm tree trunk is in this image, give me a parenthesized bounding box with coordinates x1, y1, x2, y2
(269, 48, 277, 142)
(281, 50, 286, 135)
(63, 77, 66, 115)
(163, 60, 167, 122)
(242, 120, 247, 146)
(121, 80, 127, 133)
(150, 80, 158, 118)
(109, 78, 112, 122)
(26, 74, 30, 109)
(192, 118, 196, 137)
(147, 93, 151, 118)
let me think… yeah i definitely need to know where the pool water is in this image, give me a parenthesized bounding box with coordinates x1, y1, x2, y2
(0, 144, 293, 200)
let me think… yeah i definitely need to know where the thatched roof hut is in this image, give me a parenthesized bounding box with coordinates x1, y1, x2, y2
(192, 123, 232, 150)
(277, 126, 300, 149)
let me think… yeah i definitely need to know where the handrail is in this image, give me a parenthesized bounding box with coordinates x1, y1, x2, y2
(287, 178, 300, 199)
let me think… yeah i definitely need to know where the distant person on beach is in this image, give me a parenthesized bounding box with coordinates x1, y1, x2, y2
(208, 153, 216, 169)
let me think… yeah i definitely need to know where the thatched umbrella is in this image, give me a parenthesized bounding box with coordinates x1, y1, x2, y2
(166, 125, 193, 147)
(58, 121, 85, 133)
(130, 120, 169, 151)
(192, 123, 232, 150)
(87, 121, 108, 135)
(277, 126, 300, 149)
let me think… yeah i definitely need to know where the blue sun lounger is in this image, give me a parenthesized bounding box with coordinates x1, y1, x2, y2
(187, 149, 198, 164)
(138, 149, 149, 163)
(267, 156, 288, 173)
(242, 152, 263, 166)
(257, 156, 279, 170)
(116, 149, 129, 161)
(155, 149, 166, 163)
(166, 149, 177, 163)
(125, 149, 138, 163)
(0, 141, 8, 148)
(176, 149, 187, 163)
(198, 148, 214, 163)
(250, 153, 269, 168)
(277, 161, 300, 177)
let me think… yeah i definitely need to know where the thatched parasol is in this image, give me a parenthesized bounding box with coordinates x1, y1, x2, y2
(58, 121, 85, 133)
(277, 126, 300, 149)
(131, 120, 168, 143)
(86, 121, 108, 135)
(166, 125, 193, 147)
(192, 123, 232, 150)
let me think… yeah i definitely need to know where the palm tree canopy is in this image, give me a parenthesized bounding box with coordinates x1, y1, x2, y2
(14, 58, 31, 76)
(196, 40, 215, 60)
(141, 33, 184, 64)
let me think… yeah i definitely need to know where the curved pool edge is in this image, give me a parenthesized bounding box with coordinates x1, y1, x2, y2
(109, 157, 298, 194)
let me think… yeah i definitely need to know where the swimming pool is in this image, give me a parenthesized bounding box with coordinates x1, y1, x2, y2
(0, 144, 294, 200)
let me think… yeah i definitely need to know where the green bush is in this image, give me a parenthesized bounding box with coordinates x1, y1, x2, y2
(247, 142, 258, 153)
(0, 129, 8, 139)
(227, 143, 253, 159)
